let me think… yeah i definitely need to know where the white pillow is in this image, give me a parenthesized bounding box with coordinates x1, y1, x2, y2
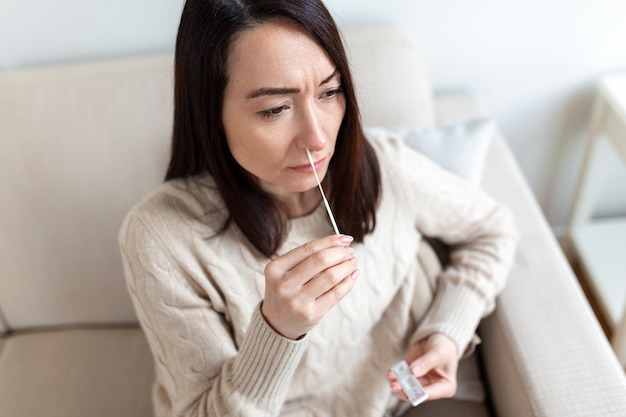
(389, 117, 495, 185)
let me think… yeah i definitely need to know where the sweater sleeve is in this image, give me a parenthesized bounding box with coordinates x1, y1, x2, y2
(410, 199, 518, 357)
(372, 131, 519, 357)
(119, 214, 308, 417)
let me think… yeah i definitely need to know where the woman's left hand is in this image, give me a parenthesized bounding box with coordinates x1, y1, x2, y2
(387, 333, 459, 401)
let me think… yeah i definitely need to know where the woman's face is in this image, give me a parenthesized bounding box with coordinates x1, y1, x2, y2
(222, 20, 346, 208)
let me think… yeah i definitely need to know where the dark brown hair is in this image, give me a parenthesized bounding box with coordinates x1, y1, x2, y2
(166, 0, 381, 257)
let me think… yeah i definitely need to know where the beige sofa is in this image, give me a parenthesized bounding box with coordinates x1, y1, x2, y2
(1, 26, 625, 417)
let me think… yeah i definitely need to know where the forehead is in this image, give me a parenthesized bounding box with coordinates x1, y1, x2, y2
(226, 20, 337, 87)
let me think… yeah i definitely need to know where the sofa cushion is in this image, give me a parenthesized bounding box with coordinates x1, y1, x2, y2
(0, 327, 154, 417)
(400, 398, 491, 417)
(0, 328, 490, 416)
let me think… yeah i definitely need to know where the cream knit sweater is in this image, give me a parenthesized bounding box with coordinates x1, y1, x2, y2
(119, 130, 518, 417)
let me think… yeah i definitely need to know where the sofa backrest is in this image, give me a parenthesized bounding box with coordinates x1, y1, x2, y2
(0, 27, 433, 332)
(0, 55, 174, 330)
(343, 26, 435, 129)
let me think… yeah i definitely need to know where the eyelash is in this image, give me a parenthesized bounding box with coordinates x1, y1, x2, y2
(260, 105, 289, 119)
(322, 87, 343, 100)
(259, 87, 344, 119)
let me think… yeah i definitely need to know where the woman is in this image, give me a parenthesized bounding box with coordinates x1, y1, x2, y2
(119, 0, 518, 416)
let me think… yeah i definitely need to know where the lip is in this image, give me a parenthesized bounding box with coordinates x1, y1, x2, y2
(290, 157, 326, 173)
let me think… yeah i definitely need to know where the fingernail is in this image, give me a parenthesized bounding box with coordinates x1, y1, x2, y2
(339, 235, 354, 245)
(351, 269, 360, 280)
(346, 247, 356, 255)
(350, 256, 358, 266)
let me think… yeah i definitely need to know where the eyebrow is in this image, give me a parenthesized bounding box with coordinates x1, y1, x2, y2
(246, 69, 340, 99)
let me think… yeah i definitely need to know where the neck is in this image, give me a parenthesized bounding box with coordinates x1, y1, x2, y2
(276, 188, 322, 218)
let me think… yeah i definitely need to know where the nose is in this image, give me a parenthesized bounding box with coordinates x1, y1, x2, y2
(295, 103, 327, 151)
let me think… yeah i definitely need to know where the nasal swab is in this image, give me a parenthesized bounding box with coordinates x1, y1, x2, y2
(305, 148, 340, 235)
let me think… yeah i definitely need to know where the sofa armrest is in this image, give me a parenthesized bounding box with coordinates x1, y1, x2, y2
(434, 91, 626, 414)
(479, 134, 626, 416)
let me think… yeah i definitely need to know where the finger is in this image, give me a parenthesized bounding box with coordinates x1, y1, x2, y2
(265, 234, 353, 277)
(421, 376, 457, 400)
(409, 349, 441, 378)
(302, 255, 357, 297)
(432, 367, 453, 382)
(292, 245, 355, 287)
(314, 271, 359, 311)
(389, 381, 408, 401)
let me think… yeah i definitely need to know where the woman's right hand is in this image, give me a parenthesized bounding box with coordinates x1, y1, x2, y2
(261, 234, 359, 340)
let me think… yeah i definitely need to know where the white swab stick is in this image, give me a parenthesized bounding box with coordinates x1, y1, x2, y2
(306, 148, 340, 235)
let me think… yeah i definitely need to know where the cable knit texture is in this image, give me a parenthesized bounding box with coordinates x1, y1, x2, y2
(119, 130, 518, 417)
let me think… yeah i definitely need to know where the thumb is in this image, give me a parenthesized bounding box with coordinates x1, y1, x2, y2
(409, 349, 440, 378)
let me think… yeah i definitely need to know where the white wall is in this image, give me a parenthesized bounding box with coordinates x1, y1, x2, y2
(0, 0, 182, 67)
(2, 0, 625, 229)
(325, 0, 626, 228)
